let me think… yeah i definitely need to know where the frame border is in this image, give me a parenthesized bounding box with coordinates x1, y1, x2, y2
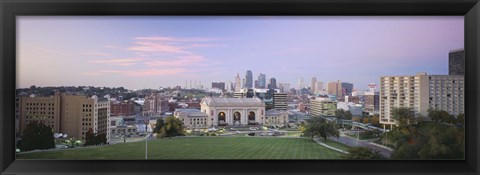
(1, 0, 479, 175)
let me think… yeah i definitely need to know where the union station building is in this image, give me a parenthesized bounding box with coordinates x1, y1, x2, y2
(201, 97, 266, 127)
(174, 97, 289, 129)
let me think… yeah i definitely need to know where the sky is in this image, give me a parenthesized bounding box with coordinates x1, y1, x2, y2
(17, 16, 464, 91)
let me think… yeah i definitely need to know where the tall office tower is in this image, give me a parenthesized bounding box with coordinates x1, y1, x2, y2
(258, 73, 266, 89)
(19, 92, 111, 141)
(341, 82, 354, 96)
(242, 78, 246, 89)
(449, 48, 465, 75)
(428, 75, 464, 115)
(298, 78, 305, 90)
(269, 78, 277, 89)
(315, 81, 324, 95)
(311, 77, 317, 94)
(254, 80, 259, 88)
(235, 73, 242, 92)
(379, 73, 430, 127)
(245, 70, 253, 88)
(327, 80, 343, 98)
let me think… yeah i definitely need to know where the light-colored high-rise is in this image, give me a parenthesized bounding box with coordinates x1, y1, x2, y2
(428, 75, 464, 115)
(19, 93, 111, 141)
(309, 97, 337, 117)
(311, 77, 317, 94)
(315, 81, 324, 95)
(379, 73, 430, 126)
(235, 73, 241, 92)
(298, 78, 305, 90)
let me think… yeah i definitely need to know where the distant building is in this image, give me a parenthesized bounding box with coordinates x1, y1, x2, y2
(364, 91, 380, 113)
(310, 97, 337, 117)
(174, 108, 209, 129)
(268, 78, 277, 89)
(273, 92, 288, 110)
(142, 93, 168, 116)
(315, 81, 324, 95)
(110, 100, 134, 116)
(279, 83, 291, 93)
(311, 77, 317, 94)
(341, 82, 354, 96)
(298, 78, 305, 90)
(245, 70, 253, 89)
(265, 109, 289, 126)
(449, 48, 464, 76)
(235, 73, 242, 92)
(258, 73, 266, 89)
(212, 82, 226, 91)
(327, 80, 343, 99)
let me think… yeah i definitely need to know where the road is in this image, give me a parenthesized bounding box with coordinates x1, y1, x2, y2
(329, 133, 393, 158)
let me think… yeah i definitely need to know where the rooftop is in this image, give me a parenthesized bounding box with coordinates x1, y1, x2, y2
(201, 97, 265, 107)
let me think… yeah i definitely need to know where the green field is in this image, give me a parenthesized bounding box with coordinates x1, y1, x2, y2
(17, 136, 347, 160)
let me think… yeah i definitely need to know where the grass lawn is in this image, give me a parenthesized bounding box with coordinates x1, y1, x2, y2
(17, 137, 346, 160)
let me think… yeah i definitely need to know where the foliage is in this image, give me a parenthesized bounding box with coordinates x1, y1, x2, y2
(334, 109, 352, 120)
(84, 128, 108, 146)
(155, 116, 185, 138)
(391, 107, 416, 127)
(382, 108, 465, 159)
(18, 121, 55, 151)
(343, 147, 386, 159)
(302, 117, 340, 141)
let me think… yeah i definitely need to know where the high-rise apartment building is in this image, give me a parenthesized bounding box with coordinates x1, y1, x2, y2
(110, 100, 134, 116)
(245, 70, 253, 89)
(19, 92, 111, 141)
(428, 75, 464, 115)
(380, 73, 430, 126)
(380, 73, 465, 127)
(449, 48, 464, 76)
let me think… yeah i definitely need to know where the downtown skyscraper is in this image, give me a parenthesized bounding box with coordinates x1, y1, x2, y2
(245, 70, 253, 89)
(257, 73, 266, 88)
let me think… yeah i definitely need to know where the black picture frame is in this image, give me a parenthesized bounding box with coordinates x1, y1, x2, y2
(1, 0, 479, 174)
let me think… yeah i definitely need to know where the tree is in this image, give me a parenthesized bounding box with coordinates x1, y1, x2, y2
(334, 109, 346, 120)
(302, 117, 339, 141)
(18, 121, 55, 151)
(343, 147, 386, 159)
(84, 128, 107, 146)
(391, 107, 415, 126)
(155, 116, 185, 138)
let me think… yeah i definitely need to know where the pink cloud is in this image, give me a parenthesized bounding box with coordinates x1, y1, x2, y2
(145, 55, 206, 67)
(82, 51, 111, 56)
(134, 36, 218, 42)
(127, 42, 186, 53)
(90, 58, 142, 66)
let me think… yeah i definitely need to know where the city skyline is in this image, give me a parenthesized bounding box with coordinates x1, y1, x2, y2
(17, 16, 464, 90)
